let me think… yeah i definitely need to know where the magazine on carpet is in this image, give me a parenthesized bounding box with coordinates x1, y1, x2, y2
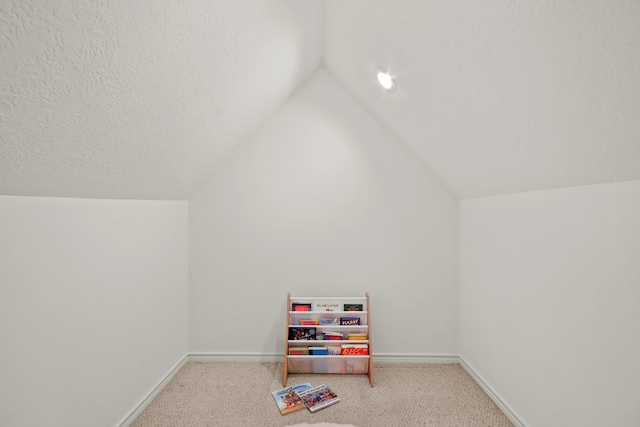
(295, 384, 340, 412)
(272, 383, 313, 415)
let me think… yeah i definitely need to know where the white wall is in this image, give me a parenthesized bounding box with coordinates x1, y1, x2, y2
(189, 69, 459, 356)
(0, 196, 188, 427)
(460, 180, 640, 426)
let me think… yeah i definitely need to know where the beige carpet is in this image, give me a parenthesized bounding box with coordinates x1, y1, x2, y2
(131, 362, 513, 427)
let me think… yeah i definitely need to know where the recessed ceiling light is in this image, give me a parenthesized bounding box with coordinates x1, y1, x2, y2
(376, 70, 396, 91)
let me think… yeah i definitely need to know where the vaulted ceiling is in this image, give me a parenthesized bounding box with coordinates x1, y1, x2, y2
(1, 1, 322, 199)
(2, 1, 639, 200)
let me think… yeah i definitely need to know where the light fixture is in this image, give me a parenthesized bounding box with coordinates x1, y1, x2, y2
(376, 69, 396, 92)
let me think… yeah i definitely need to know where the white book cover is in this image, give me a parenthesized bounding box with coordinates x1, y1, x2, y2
(296, 384, 340, 412)
(312, 299, 341, 312)
(326, 345, 342, 355)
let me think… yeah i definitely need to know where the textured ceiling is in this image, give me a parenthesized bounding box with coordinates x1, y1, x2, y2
(325, 0, 640, 198)
(1, 1, 639, 200)
(0, 0, 322, 199)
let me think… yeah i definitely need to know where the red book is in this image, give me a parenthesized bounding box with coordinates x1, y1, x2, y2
(292, 303, 312, 312)
(340, 344, 369, 355)
(323, 332, 343, 340)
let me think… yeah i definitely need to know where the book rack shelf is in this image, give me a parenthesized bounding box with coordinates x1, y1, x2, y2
(283, 293, 374, 387)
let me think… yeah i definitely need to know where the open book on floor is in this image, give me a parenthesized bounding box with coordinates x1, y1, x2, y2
(295, 384, 340, 412)
(272, 383, 313, 415)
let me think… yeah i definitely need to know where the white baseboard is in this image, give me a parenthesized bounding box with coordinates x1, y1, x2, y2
(118, 354, 188, 427)
(372, 353, 459, 364)
(459, 357, 526, 427)
(188, 352, 459, 364)
(188, 352, 282, 363)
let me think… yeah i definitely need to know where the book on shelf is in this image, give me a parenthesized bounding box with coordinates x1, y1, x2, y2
(300, 319, 319, 326)
(288, 346, 309, 355)
(308, 346, 328, 355)
(343, 303, 363, 311)
(312, 299, 341, 312)
(340, 344, 369, 355)
(347, 333, 367, 340)
(319, 317, 339, 325)
(291, 303, 312, 312)
(272, 383, 313, 415)
(288, 327, 317, 340)
(296, 384, 340, 413)
(322, 331, 344, 340)
(326, 344, 341, 355)
(339, 316, 361, 325)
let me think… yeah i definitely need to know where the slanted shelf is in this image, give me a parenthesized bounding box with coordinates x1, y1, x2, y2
(283, 293, 374, 387)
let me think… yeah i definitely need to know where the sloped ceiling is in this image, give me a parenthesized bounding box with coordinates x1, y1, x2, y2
(325, 0, 640, 198)
(0, 0, 322, 199)
(1, 1, 639, 200)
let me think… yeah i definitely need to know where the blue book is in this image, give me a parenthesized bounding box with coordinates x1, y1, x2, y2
(308, 346, 328, 355)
